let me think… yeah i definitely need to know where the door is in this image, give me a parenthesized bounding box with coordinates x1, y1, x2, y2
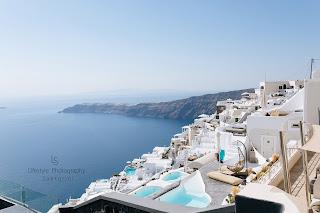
(261, 136, 275, 158)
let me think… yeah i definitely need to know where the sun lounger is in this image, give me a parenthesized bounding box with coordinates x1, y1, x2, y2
(314, 178, 320, 199)
(207, 171, 243, 186)
(187, 153, 215, 170)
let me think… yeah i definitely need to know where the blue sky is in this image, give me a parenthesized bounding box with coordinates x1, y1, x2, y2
(0, 0, 319, 98)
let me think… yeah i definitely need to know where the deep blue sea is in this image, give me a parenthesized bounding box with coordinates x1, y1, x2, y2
(0, 97, 187, 211)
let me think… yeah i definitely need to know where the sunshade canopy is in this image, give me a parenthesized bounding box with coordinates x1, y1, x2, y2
(238, 183, 308, 213)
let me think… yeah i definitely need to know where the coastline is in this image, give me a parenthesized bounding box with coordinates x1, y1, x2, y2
(60, 89, 254, 120)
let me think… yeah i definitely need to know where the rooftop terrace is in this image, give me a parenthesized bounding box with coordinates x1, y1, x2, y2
(198, 160, 233, 209)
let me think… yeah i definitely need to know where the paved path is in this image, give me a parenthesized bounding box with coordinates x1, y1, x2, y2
(199, 161, 232, 208)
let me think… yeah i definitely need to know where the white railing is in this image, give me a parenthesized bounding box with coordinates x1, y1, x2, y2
(256, 147, 298, 185)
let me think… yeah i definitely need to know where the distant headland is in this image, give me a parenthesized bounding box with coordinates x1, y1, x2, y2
(60, 89, 254, 120)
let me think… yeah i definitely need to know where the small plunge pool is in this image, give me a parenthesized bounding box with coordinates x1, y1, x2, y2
(159, 187, 211, 208)
(124, 166, 136, 176)
(134, 186, 162, 198)
(162, 171, 186, 181)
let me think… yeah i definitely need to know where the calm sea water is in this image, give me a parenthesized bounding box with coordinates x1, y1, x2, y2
(0, 97, 187, 211)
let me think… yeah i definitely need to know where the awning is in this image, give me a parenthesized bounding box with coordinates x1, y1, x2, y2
(300, 125, 320, 153)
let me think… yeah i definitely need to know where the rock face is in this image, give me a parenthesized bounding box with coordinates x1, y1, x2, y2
(61, 89, 254, 120)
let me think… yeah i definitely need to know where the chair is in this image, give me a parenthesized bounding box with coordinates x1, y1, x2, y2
(227, 147, 245, 174)
(310, 166, 320, 196)
(235, 195, 284, 213)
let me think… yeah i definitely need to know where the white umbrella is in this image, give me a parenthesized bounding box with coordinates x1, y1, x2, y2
(238, 183, 308, 213)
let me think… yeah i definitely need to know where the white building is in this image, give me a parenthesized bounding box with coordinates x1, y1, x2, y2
(247, 73, 320, 158)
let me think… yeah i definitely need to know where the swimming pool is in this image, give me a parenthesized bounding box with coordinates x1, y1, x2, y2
(134, 186, 162, 198)
(162, 171, 186, 181)
(124, 166, 136, 176)
(159, 187, 211, 208)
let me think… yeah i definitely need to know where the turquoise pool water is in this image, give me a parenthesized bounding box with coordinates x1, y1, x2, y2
(134, 186, 162, 198)
(162, 171, 185, 181)
(124, 166, 136, 176)
(159, 188, 210, 208)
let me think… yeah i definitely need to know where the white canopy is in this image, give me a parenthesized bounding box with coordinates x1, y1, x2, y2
(300, 125, 320, 153)
(198, 114, 209, 118)
(238, 183, 308, 213)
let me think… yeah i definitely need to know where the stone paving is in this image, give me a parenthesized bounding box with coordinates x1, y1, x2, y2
(199, 161, 233, 208)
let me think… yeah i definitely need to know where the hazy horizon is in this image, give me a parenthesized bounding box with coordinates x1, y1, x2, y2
(0, 88, 227, 106)
(1, 0, 320, 99)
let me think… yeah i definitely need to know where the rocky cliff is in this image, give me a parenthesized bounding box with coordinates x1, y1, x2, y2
(61, 89, 254, 120)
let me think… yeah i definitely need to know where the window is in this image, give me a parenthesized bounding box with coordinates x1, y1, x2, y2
(292, 124, 299, 128)
(288, 120, 301, 130)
